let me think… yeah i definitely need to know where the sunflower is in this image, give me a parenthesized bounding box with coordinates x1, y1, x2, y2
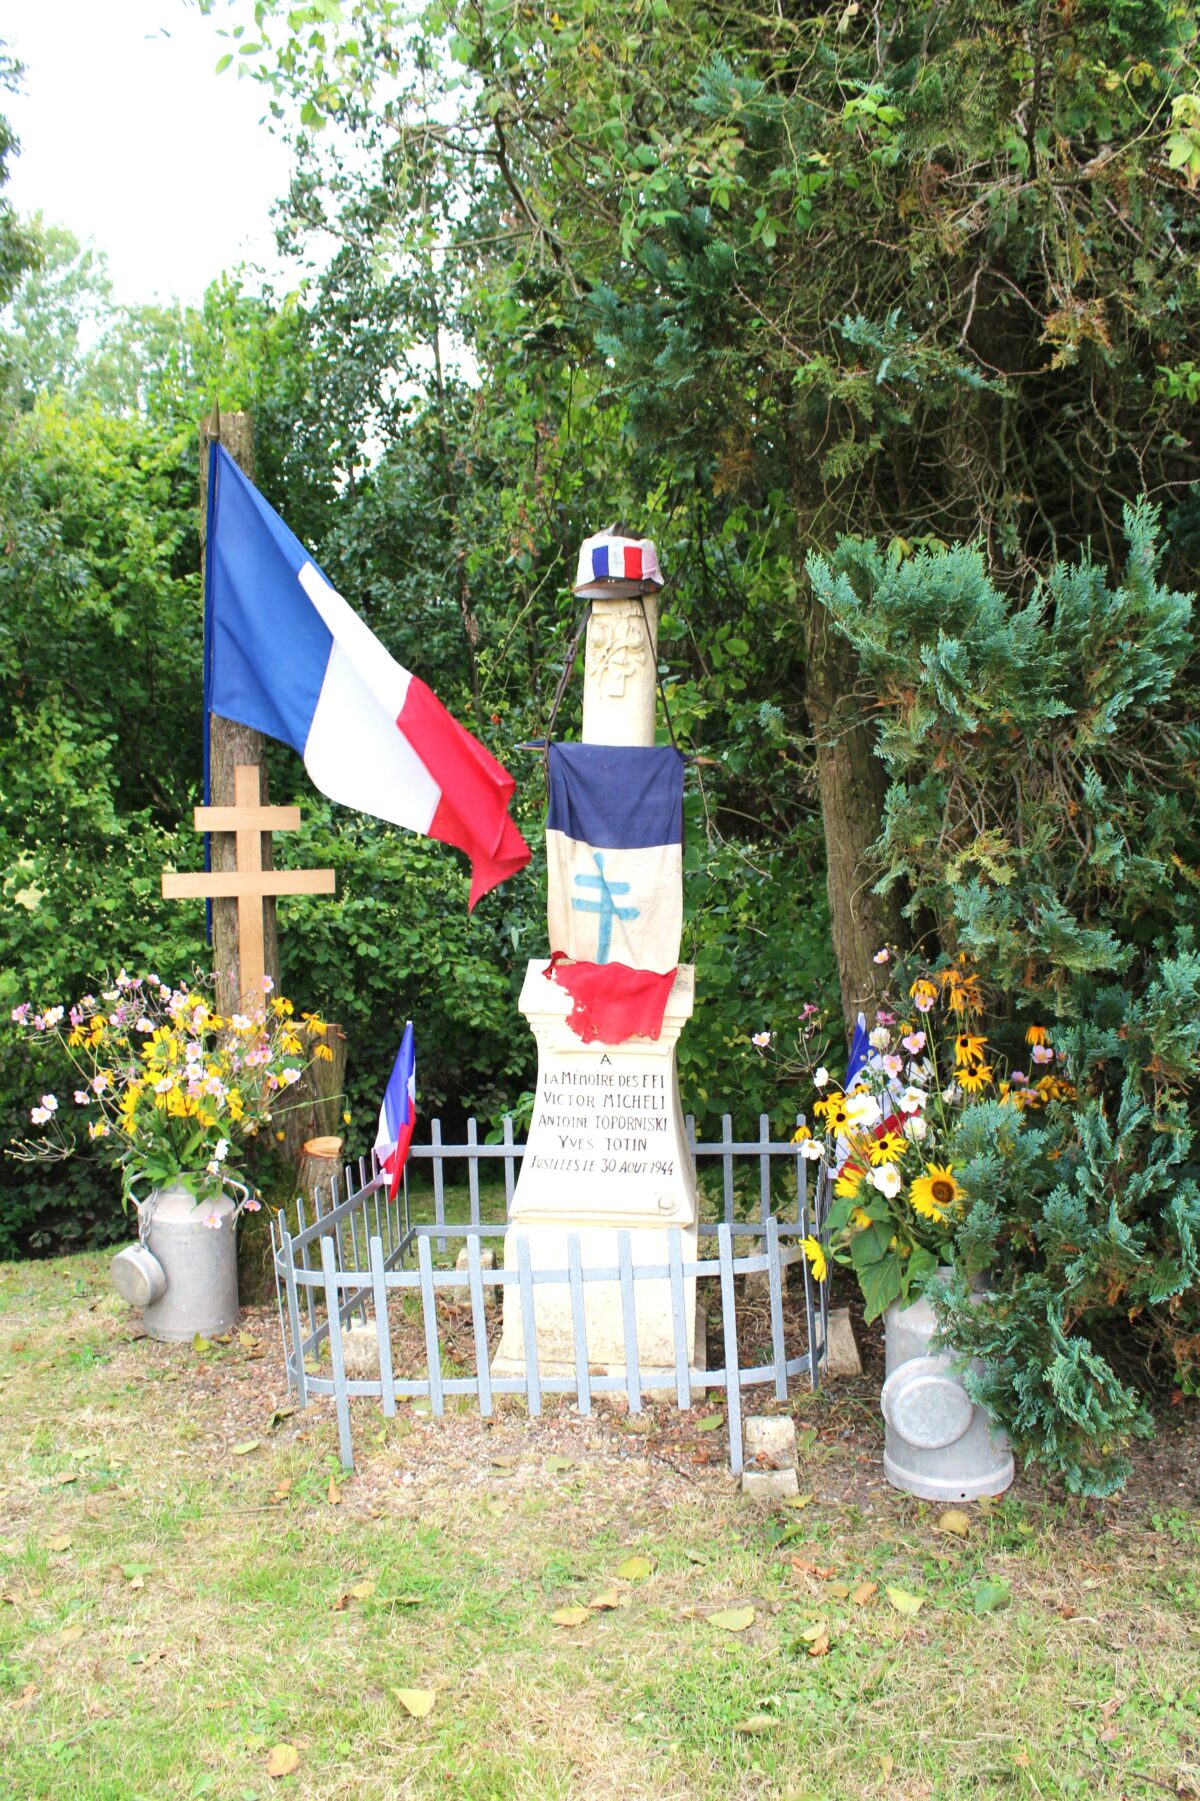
(956, 1063, 993, 1093)
(849, 1207, 873, 1231)
(909, 1163, 964, 1221)
(953, 1032, 987, 1068)
(867, 1129, 907, 1165)
(834, 1167, 864, 1199)
(791, 1124, 813, 1145)
(1025, 1024, 1048, 1046)
(801, 1236, 828, 1283)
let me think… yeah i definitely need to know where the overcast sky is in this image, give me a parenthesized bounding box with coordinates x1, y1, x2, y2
(4, 0, 292, 307)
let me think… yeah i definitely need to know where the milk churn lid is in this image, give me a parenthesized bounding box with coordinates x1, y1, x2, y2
(880, 1355, 974, 1450)
(111, 1243, 168, 1309)
(573, 528, 663, 598)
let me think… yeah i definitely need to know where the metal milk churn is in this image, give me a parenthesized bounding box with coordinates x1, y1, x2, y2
(880, 1274, 1013, 1501)
(110, 1180, 244, 1341)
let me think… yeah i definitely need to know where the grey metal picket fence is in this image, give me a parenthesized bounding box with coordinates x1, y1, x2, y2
(272, 1114, 829, 1476)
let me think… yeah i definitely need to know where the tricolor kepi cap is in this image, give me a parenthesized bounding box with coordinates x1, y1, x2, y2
(573, 528, 664, 598)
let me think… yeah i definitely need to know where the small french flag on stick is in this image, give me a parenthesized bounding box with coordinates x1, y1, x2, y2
(203, 443, 530, 908)
(374, 1021, 416, 1201)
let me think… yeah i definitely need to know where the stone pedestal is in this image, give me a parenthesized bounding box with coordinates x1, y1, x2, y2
(495, 959, 702, 1375)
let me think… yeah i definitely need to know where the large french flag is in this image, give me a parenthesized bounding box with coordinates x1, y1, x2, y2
(544, 744, 683, 1043)
(203, 444, 530, 908)
(374, 1021, 416, 1201)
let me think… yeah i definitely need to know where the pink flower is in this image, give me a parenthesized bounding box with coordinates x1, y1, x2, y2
(913, 992, 935, 1013)
(242, 1196, 261, 1212)
(876, 1010, 896, 1026)
(202, 1212, 223, 1230)
(751, 1031, 772, 1049)
(74, 1090, 89, 1106)
(91, 1073, 109, 1095)
(873, 948, 890, 965)
(1011, 1070, 1028, 1085)
(901, 1031, 926, 1055)
(881, 1054, 903, 1079)
(262, 975, 275, 993)
(10, 1003, 30, 1025)
(1031, 1044, 1054, 1064)
(801, 1002, 819, 1020)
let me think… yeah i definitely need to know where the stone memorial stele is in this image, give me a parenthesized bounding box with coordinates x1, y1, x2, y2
(495, 531, 703, 1376)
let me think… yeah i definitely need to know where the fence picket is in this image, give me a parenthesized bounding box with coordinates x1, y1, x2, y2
(467, 1234, 493, 1418)
(516, 1234, 541, 1415)
(567, 1234, 591, 1414)
(416, 1234, 444, 1415)
(320, 1233, 354, 1469)
(618, 1230, 642, 1415)
(717, 1223, 743, 1474)
(369, 1234, 396, 1416)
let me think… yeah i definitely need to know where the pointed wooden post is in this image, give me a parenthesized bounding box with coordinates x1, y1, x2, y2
(200, 406, 283, 1016)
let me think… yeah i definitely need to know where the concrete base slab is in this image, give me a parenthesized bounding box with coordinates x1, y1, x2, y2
(825, 1305, 863, 1378)
(744, 1414, 798, 1469)
(741, 1466, 800, 1501)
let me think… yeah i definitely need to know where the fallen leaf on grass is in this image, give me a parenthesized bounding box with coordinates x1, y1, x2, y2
(13, 1683, 37, 1709)
(825, 1580, 852, 1599)
(885, 1586, 924, 1617)
(265, 1742, 300, 1778)
(393, 1688, 436, 1718)
(880, 1752, 895, 1780)
(272, 1480, 293, 1504)
(550, 1605, 590, 1627)
(733, 1715, 775, 1735)
(694, 1414, 724, 1433)
(490, 1454, 519, 1470)
(59, 1624, 84, 1644)
(327, 1478, 341, 1506)
(790, 1557, 835, 1579)
(806, 1632, 831, 1657)
(850, 1581, 878, 1605)
(231, 1441, 260, 1457)
(191, 1335, 212, 1354)
(45, 1535, 72, 1553)
(783, 1492, 815, 1510)
(797, 1621, 828, 1642)
(796, 1427, 818, 1453)
(972, 1579, 1010, 1615)
(708, 1606, 755, 1632)
(616, 1555, 655, 1581)
(52, 1472, 77, 1487)
(937, 1509, 971, 1538)
(334, 1581, 377, 1610)
(545, 1455, 575, 1473)
(137, 1648, 168, 1671)
(588, 1590, 622, 1611)
(269, 1406, 296, 1428)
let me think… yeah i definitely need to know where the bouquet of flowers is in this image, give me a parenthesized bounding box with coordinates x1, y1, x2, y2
(768, 955, 1074, 1320)
(9, 969, 334, 1212)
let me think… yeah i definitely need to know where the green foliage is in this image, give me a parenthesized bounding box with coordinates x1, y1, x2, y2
(812, 514, 1200, 1490)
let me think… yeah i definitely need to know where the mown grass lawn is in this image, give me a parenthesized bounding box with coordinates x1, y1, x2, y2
(1, 1250, 1197, 1801)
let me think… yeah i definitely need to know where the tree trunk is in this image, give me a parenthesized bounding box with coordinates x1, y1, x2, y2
(801, 586, 904, 1038)
(198, 410, 281, 1017)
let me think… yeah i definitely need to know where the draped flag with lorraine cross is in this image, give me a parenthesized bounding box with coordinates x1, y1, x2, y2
(544, 743, 683, 1043)
(203, 442, 530, 908)
(374, 1021, 416, 1201)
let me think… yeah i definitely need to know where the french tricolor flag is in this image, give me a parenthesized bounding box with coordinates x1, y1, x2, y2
(203, 444, 530, 908)
(544, 744, 684, 1043)
(374, 1021, 416, 1201)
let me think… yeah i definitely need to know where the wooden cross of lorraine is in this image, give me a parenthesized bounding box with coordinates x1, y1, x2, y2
(161, 764, 335, 1006)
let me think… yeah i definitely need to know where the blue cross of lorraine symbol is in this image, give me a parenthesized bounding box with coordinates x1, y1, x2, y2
(571, 852, 639, 965)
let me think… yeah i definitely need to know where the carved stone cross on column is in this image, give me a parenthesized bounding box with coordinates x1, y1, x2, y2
(161, 764, 335, 1007)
